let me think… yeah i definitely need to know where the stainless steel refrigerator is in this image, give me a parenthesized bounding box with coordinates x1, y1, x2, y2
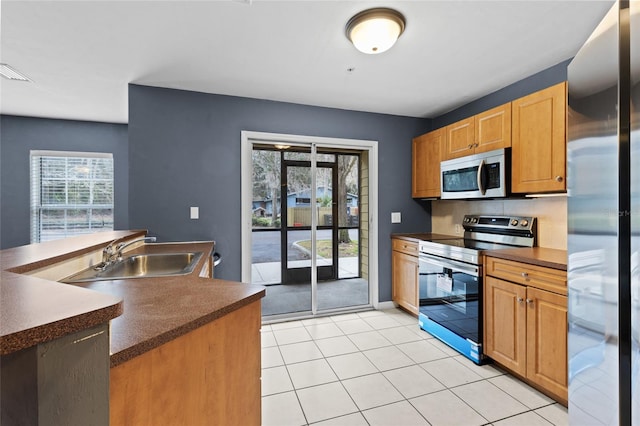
(568, 1, 639, 424)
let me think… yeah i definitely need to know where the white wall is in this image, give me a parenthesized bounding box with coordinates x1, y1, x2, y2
(431, 196, 567, 250)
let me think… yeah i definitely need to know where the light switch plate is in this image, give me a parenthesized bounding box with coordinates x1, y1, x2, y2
(190, 206, 199, 220)
(391, 212, 401, 223)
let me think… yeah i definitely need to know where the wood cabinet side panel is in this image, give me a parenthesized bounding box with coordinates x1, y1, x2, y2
(110, 301, 262, 426)
(110, 351, 152, 426)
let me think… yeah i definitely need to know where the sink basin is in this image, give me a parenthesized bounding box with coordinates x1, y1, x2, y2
(62, 252, 203, 283)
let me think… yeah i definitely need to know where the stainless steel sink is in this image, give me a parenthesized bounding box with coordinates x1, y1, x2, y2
(62, 252, 203, 283)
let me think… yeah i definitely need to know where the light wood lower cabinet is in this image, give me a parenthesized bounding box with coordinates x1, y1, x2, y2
(392, 239, 419, 315)
(484, 257, 567, 404)
(110, 300, 261, 426)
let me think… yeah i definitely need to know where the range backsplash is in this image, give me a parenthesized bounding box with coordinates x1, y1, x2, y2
(431, 196, 567, 250)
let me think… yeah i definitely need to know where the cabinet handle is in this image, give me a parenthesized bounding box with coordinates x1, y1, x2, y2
(555, 176, 564, 182)
(467, 144, 473, 149)
(473, 143, 479, 148)
(526, 299, 534, 305)
(521, 272, 529, 279)
(517, 297, 524, 304)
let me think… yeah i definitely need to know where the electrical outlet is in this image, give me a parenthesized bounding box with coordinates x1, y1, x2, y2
(455, 224, 462, 234)
(391, 212, 401, 223)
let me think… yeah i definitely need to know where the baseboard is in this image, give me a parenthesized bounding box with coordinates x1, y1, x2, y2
(375, 301, 397, 310)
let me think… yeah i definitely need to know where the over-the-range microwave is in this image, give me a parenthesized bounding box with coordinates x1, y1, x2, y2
(440, 148, 509, 199)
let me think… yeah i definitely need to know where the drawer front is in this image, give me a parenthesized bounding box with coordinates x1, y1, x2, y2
(392, 239, 419, 256)
(485, 257, 567, 295)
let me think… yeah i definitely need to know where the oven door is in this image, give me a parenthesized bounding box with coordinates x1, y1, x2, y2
(418, 252, 484, 363)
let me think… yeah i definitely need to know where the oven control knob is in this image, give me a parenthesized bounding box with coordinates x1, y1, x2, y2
(521, 220, 529, 227)
(510, 219, 519, 226)
(471, 217, 478, 224)
(464, 217, 470, 223)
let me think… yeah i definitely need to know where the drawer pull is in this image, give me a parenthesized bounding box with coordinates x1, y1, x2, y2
(521, 272, 529, 279)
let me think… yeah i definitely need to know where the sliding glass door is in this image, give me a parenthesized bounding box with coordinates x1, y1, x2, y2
(248, 140, 371, 319)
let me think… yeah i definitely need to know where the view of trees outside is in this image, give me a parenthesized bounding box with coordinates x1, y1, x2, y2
(32, 155, 114, 242)
(252, 149, 358, 241)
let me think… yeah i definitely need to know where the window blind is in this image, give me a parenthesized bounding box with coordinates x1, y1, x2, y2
(30, 151, 114, 243)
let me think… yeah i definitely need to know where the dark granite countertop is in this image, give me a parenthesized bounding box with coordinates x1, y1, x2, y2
(1, 232, 265, 366)
(67, 241, 265, 367)
(483, 247, 568, 271)
(0, 231, 143, 355)
(391, 233, 458, 242)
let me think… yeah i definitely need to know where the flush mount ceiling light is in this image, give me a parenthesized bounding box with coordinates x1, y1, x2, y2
(345, 8, 406, 54)
(0, 64, 30, 81)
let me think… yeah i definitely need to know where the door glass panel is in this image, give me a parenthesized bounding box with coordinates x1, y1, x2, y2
(316, 153, 335, 162)
(284, 151, 310, 161)
(286, 165, 312, 228)
(251, 149, 281, 285)
(317, 167, 333, 228)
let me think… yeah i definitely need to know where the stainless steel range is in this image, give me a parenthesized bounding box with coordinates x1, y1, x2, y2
(418, 215, 537, 364)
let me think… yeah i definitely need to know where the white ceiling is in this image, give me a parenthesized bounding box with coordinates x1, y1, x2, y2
(0, 0, 613, 124)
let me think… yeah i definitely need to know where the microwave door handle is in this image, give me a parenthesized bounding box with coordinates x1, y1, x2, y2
(477, 159, 486, 195)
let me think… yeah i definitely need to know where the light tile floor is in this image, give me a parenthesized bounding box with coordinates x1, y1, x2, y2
(261, 308, 568, 426)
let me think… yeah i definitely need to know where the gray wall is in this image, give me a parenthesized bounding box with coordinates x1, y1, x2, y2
(430, 59, 570, 129)
(0, 115, 129, 249)
(128, 84, 431, 300)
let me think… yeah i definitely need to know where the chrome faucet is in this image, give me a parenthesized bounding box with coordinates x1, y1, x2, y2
(114, 236, 157, 261)
(98, 236, 157, 270)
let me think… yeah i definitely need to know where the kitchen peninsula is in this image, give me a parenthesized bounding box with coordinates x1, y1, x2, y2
(0, 231, 265, 425)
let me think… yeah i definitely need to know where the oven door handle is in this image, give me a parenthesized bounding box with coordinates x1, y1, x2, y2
(419, 253, 480, 277)
(477, 159, 486, 195)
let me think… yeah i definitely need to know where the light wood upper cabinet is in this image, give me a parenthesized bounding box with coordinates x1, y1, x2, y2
(444, 117, 474, 159)
(412, 128, 444, 198)
(475, 103, 512, 154)
(512, 82, 567, 193)
(443, 103, 511, 160)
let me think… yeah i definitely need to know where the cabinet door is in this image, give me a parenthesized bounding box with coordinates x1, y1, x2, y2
(475, 103, 512, 154)
(444, 117, 474, 160)
(392, 250, 419, 315)
(526, 287, 568, 401)
(412, 129, 444, 198)
(512, 82, 566, 193)
(484, 276, 527, 376)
